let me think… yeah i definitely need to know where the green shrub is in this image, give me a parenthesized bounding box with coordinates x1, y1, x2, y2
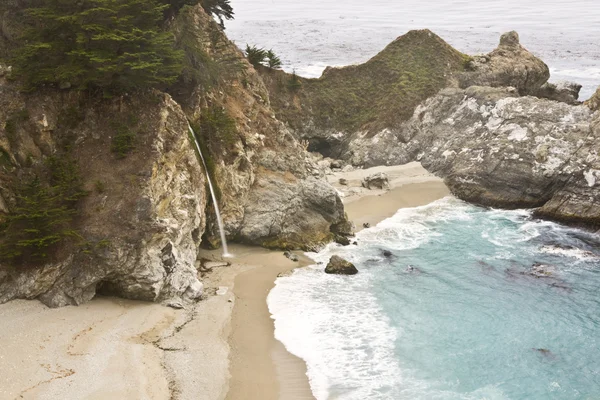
(58, 106, 85, 130)
(4, 110, 30, 139)
(200, 0, 234, 28)
(288, 70, 302, 91)
(11, 0, 184, 94)
(244, 45, 282, 70)
(111, 126, 136, 159)
(0, 157, 86, 264)
(0, 149, 12, 169)
(199, 105, 237, 148)
(266, 50, 282, 69)
(94, 180, 106, 193)
(245, 45, 267, 69)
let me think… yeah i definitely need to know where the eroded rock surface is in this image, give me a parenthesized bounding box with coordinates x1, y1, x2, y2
(170, 6, 348, 250)
(586, 86, 600, 112)
(410, 87, 600, 226)
(362, 172, 390, 190)
(0, 4, 350, 307)
(0, 90, 207, 307)
(261, 30, 550, 166)
(537, 81, 582, 105)
(457, 31, 550, 95)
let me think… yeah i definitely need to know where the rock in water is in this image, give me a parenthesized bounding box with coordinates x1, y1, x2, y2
(283, 251, 299, 262)
(325, 255, 358, 275)
(407, 86, 600, 226)
(362, 173, 390, 190)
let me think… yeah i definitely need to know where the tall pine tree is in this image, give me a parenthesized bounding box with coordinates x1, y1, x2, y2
(12, 0, 184, 93)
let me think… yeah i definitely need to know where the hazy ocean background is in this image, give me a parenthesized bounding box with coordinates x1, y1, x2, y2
(226, 2, 600, 399)
(227, 0, 600, 99)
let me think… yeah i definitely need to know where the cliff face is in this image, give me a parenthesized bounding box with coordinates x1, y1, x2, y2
(0, 4, 348, 307)
(169, 6, 348, 249)
(0, 85, 207, 307)
(586, 87, 600, 112)
(407, 86, 600, 226)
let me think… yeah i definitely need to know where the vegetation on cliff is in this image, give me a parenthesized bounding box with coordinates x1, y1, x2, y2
(11, 0, 184, 93)
(260, 30, 471, 137)
(245, 45, 282, 69)
(5, 0, 235, 94)
(0, 157, 86, 264)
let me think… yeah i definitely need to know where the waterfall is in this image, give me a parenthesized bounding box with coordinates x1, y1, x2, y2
(188, 124, 233, 258)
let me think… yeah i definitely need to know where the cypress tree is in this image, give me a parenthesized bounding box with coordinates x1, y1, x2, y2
(12, 0, 184, 93)
(200, 0, 234, 28)
(0, 157, 86, 264)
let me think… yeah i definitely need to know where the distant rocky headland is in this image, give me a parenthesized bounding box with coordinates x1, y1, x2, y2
(0, 1, 598, 308)
(259, 30, 600, 228)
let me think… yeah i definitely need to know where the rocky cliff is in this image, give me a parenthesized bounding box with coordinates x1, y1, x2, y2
(408, 86, 600, 226)
(0, 4, 348, 307)
(169, 7, 348, 250)
(0, 87, 207, 307)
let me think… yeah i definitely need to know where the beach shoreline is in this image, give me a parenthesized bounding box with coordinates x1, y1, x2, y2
(225, 162, 449, 400)
(0, 162, 449, 400)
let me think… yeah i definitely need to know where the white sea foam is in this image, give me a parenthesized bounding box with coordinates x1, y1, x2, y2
(538, 245, 597, 261)
(268, 197, 489, 399)
(269, 197, 600, 399)
(269, 266, 402, 399)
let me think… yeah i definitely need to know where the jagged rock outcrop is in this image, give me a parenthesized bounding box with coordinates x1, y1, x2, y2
(0, 87, 207, 307)
(586, 86, 600, 112)
(256, 28, 600, 227)
(457, 31, 550, 95)
(259, 30, 471, 159)
(0, 4, 349, 307)
(407, 86, 600, 226)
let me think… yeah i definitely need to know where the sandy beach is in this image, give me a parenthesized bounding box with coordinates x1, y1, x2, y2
(0, 162, 448, 400)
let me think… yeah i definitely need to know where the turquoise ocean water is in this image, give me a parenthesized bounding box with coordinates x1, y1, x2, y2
(268, 197, 600, 399)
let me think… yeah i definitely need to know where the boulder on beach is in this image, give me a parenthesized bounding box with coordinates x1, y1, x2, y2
(325, 255, 358, 275)
(362, 172, 390, 190)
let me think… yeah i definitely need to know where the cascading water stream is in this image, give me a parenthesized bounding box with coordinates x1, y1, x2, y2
(188, 124, 233, 258)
